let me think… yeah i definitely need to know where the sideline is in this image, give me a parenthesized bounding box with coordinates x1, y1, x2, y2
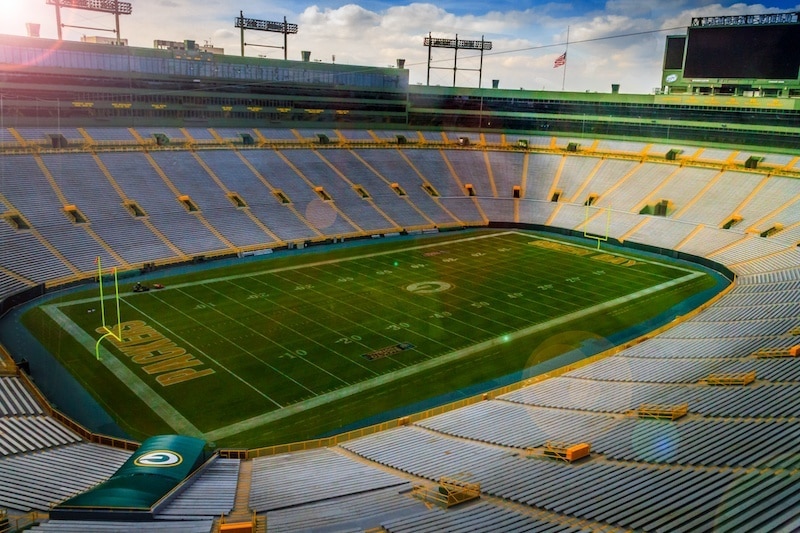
(60, 231, 519, 306)
(203, 271, 702, 441)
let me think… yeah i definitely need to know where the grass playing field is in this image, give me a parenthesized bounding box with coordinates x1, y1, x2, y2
(23, 229, 717, 447)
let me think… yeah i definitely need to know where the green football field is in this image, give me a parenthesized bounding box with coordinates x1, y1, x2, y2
(26, 230, 716, 447)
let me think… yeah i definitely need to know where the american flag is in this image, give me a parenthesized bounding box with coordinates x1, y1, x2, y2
(553, 52, 567, 68)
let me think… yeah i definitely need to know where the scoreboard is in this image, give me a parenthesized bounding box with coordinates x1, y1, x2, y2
(662, 12, 800, 97)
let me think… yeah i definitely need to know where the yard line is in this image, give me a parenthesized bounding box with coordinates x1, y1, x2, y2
(286, 263, 494, 347)
(335, 255, 527, 332)
(41, 304, 204, 437)
(193, 284, 355, 385)
(203, 270, 703, 442)
(226, 276, 385, 374)
(123, 295, 283, 409)
(262, 268, 461, 358)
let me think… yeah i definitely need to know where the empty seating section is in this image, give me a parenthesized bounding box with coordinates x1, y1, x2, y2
(624, 216, 696, 250)
(596, 139, 648, 153)
(281, 150, 395, 232)
(0, 416, 82, 456)
(674, 171, 763, 226)
(370, 130, 414, 142)
(478, 198, 515, 223)
(584, 209, 641, 239)
(564, 357, 724, 383)
(183, 128, 216, 141)
(321, 150, 430, 229)
(265, 487, 427, 533)
(642, 166, 718, 213)
(444, 150, 494, 196)
(340, 425, 771, 531)
(417, 401, 619, 449)
(30, 520, 213, 532)
(256, 128, 299, 140)
(483, 133, 504, 145)
(249, 447, 408, 512)
(503, 377, 689, 412)
(41, 153, 176, 265)
(487, 152, 524, 197)
(0, 129, 21, 145)
(519, 200, 558, 226)
(338, 129, 374, 141)
(709, 235, 786, 266)
(240, 150, 356, 236)
(676, 226, 745, 257)
(211, 128, 254, 142)
(135, 127, 187, 144)
(617, 336, 767, 359)
(196, 151, 314, 242)
(419, 131, 443, 143)
(149, 151, 275, 248)
(571, 159, 639, 204)
(734, 248, 800, 276)
(4, 155, 115, 272)
(82, 128, 135, 143)
(0, 442, 131, 512)
(548, 156, 599, 203)
(355, 150, 455, 225)
(155, 457, 239, 519)
(595, 162, 676, 212)
(0, 218, 73, 285)
(416, 151, 489, 222)
(15, 128, 84, 144)
(380, 501, 583, 533)
(693, 147, 736, 163)
(407, 150, 463, 197)
(736, 176, 800, 230)
(752, 192, 800, 226)
(0, 377, 43, 416)
(0, 272, 30, 299)
(97, 152, 226, 255)
(592, 418, 800, 468)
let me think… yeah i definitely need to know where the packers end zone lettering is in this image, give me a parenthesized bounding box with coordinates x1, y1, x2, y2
(530, 240, 636, 267)
(96, 320, 215, 386)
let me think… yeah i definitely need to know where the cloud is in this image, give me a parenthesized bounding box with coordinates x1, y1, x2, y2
(2, 0, 797, 93)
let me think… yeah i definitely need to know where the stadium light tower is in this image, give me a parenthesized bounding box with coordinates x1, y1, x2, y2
(424, 33, 492, 88)
(235, 11, 298, 60)
(46, 0, 133, 44)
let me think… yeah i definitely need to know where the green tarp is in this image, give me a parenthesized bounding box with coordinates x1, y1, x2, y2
(56, 435, 207, 511)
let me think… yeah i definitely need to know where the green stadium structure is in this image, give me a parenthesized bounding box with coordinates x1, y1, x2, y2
(52, 435, 209, 520)
(1, 22, 800, 532)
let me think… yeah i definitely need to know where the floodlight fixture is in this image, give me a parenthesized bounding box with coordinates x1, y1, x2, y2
(46, 0, 132, 43)
(424, 33, 493, 88)
(235, 11, 298, 60)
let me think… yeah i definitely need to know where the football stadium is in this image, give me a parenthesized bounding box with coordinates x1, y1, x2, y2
(1, 4, 800, 532)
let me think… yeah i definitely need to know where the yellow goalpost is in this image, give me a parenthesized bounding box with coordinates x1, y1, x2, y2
(584, 203, 612, 250)
(94, 256, 123, 360)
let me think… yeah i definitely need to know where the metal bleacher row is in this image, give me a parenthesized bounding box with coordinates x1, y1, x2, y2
(1, 128, 800, 531)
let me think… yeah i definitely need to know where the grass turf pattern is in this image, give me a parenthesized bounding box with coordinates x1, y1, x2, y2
(25, 230, 714, 446)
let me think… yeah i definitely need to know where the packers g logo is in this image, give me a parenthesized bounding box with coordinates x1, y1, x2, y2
(134, 450, 183, 467)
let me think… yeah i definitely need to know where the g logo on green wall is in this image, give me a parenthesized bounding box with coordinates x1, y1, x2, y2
(134, 450, 183, 467)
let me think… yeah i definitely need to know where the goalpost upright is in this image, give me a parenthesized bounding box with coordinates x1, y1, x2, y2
(95, 256, 123, 360)
(584, 203, 612, 250)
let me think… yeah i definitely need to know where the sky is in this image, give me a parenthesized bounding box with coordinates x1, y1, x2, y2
(1, 0, 799, 93)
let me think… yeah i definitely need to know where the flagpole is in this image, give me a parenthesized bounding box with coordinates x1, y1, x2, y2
(561, 26, 569, 91)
